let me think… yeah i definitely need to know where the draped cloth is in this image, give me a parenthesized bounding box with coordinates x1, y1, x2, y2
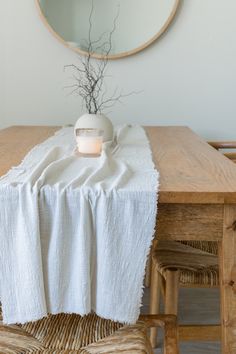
(0, 125, 159, 324)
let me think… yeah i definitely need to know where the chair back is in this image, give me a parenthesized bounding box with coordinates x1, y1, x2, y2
(208, 141, 236, 163)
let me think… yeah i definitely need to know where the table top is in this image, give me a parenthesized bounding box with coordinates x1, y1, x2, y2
(1, 125, 236, 204)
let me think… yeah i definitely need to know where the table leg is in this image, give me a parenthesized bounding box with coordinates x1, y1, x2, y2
(219, 204, 236, 353)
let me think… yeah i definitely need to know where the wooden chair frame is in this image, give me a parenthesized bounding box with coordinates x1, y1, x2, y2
(140, 314, 179, 354)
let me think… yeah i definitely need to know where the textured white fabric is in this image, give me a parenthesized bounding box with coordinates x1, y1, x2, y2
(0, 125, 159, 325)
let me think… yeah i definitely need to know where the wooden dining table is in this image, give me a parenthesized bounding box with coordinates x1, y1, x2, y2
(1, 125, 236, 353)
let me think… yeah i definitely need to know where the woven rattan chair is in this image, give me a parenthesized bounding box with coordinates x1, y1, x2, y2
(149, 240, 219, 347)
(149, 141, 236, 348)
(0, 306, 178, 354)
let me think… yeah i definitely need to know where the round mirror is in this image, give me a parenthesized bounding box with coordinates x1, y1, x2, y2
(37, 0, 180, 59)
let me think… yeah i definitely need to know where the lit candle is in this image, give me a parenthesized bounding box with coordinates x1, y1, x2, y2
(76, 136, 103, 154)
(76, 129, 103, 156)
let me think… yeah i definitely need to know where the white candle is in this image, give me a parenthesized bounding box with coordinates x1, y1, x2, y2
(76, 136, 103, 155)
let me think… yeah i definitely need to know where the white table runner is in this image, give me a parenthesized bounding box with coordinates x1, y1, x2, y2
(0, 125, 159, 324)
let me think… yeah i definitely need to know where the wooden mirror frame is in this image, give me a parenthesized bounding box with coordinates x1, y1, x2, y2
(36, 0, 180, 60)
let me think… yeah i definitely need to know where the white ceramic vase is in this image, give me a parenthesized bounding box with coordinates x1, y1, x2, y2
(74, 114, 114, 142)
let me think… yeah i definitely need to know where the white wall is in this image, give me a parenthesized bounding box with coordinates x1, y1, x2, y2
(1, 0, 236, 140)
(0, 5, 6, 128)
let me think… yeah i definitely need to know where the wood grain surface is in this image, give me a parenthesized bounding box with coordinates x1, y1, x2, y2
(145, 126, 236, 204)
(157, 204, 223, 241)
(0, 126, 59, 177)
(219, 204, 236, 353)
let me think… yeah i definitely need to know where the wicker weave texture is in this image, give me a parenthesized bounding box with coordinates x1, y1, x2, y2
(179, 241, 218, 256)
(21, 313, 121, 350)
(153, 241, 219, 286)
(0, 309, 152, 354)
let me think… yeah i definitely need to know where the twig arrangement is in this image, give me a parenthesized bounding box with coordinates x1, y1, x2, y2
(65, 1, 135, 115)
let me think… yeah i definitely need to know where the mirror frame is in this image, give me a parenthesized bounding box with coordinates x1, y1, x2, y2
(36, 0, 180, 60)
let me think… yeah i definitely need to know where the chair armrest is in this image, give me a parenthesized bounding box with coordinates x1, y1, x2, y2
(208, 141, 236, 150)
(139, 314, 176, 329)
(139, 314, 179, 354)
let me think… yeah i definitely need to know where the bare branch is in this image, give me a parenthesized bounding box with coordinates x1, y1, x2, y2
(64, 1, 138, 115)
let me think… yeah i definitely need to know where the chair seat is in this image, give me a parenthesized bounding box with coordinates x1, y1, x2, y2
(179, 240, 218, 256)
(153, 241, 219, 286)
(0, 309, 151, 353)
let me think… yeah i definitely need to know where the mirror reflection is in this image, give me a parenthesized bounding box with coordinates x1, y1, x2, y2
(39, 0, 179, 58)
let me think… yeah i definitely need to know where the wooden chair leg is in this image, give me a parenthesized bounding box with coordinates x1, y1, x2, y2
(165, 269, 180, 315)
(163, 315, 179, 354)
(140, 314, 179, 354)
(160, 273, 166, 298)
(149, 267, 161, 348)
(145, 254, 152, 288)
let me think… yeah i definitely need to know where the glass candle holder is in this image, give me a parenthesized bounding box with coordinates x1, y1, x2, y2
(75, 129, 104, 157)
